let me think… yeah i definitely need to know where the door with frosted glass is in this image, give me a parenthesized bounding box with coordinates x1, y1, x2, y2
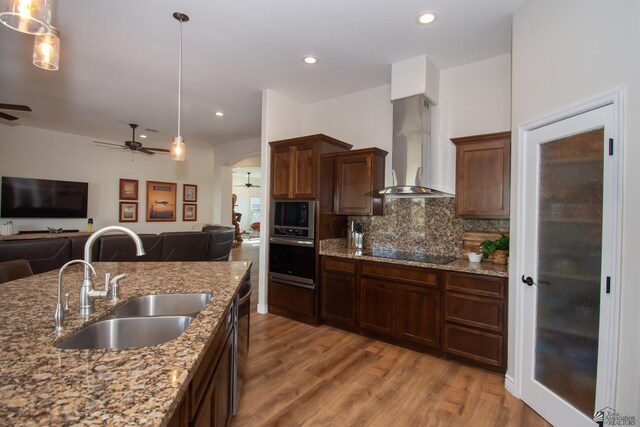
(520, 103, 617, 427)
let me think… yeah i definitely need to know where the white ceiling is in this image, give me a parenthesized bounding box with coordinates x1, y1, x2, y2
(0, 0, 524, 148)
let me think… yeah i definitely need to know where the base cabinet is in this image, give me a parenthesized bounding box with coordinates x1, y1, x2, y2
(320, 257, 358, 329)
(359, 261, 441, 350)
(444, 271, 507, 372)
(168, 305, 235, 427)
(269, 278, 317, 324)
(320, 256, 508, 372)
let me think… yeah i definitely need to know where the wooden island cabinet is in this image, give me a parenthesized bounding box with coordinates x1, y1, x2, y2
(320, 255, 508, 373)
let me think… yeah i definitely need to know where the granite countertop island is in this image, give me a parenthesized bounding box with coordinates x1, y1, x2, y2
(0, 261, 251, 426)
(320, 239, 508, 277)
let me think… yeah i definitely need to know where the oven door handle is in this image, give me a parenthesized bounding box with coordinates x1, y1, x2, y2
(270, 276, 315, 290)
(269, 237, 315, 247)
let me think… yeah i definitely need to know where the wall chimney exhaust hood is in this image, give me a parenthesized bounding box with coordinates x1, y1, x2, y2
(374, 95, 452, 197)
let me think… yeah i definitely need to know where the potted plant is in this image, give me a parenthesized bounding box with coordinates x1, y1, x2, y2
(479, 234, 509, 265)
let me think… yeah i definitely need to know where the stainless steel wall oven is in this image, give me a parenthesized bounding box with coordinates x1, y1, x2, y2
(269, 200, 316, 289)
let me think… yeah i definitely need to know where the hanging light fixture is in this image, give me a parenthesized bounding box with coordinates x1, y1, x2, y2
(0, 0, 51, 35)
(32, 25, 59, 70)
(170, 12, 188, 161)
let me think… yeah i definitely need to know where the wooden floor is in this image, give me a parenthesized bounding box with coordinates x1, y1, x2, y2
(229, 241, 550, 427)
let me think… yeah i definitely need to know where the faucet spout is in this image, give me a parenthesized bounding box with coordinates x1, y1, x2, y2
(80, 225, 145, 316)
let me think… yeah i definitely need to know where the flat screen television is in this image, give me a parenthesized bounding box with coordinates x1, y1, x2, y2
(1, 176, 88, 218)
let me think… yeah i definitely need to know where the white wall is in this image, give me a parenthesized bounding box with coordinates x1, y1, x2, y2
(212, 137, 261, 225)
(302, 84, 394, 185)
(258, 89, 304, 312)
(511, 0, 640, 416)
(301, 57, 511, 194)
(0, 125, 215, 233)
(431, 54, 512, 193)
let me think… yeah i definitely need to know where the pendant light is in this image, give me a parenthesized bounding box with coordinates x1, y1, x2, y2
(32, 25, 59, 70)
(0, 0, 51, 35)
(170, 12, 188, 161)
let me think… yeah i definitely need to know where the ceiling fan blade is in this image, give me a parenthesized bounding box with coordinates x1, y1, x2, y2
(0, 103, 32, 112)
(0, 111, 18, 121)
(139, 148, 155, 155)
(93, 140, 125, 147)
(144, 147, 171, 153)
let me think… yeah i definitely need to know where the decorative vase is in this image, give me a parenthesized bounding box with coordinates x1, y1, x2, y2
(492, 250, 508, 265)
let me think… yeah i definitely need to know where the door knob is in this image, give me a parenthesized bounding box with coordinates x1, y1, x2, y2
(521, 275, 537, 286)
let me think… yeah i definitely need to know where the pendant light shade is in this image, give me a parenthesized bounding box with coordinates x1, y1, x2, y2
(170, 12, 189, 161)
(33, 26, 59, 70)
(0, 0, 51, 35)
(171, 136, 185, 161)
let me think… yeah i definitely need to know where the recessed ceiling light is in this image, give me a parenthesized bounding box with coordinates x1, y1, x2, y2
(416, 11, 438, 25)
(140, 134, 147, 139)
(303, 56, 318, 65)
(215, 111, 224, 117)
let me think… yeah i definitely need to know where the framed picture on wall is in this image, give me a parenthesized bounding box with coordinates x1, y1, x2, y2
(183, 184, 197, 202)
(183, 203, 197, 221)
(146, 181, 177, 222)
(119, 178, 138, 200)
(182, 203, 198, 221)
(119, 201, 138, 222)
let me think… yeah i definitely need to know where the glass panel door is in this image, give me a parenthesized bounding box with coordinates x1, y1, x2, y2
(534, 128, 604, 417)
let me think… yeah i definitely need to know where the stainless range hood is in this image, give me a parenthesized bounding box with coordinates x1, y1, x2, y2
(375, 94, 453, 197)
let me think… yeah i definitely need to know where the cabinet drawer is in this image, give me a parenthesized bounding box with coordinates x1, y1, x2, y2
(444, 324, 504, 370)
(323, 256, 356, 273)
(269, 280, 315, 318)
(445, 293, 503, 334)
(445, 272, 505, 299)
(361, 262, 438, 287)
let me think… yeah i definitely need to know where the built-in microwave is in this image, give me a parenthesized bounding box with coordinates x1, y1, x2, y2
(270, 200, 315, 239)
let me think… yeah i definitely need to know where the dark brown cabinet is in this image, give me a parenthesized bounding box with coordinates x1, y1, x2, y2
(333, 148, 387, 215)
(359, 262, 441, 351)
(451, 131, 511, 218)
(269, 134, 352, 200)
(168, 305, 235, 427)
(320, 257, 358, 330)
(443, 271, 507, 372)
(269, 276, 316, 321)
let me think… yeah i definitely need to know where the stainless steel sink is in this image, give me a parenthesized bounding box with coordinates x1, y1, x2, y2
(56, 316, 194, 350)
(110, 293, 213, 318)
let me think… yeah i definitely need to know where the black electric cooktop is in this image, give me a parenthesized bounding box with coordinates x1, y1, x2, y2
(364, 249, 456, 265)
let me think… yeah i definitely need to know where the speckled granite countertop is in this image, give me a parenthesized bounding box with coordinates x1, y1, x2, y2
(0, 261, 251, 426)
(320, 240, 507, 278)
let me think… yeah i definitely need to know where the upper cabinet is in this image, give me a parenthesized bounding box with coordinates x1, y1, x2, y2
(333, 148, 387, 216)
(269, 134, 352, 200)
(451, 131, 511, 219)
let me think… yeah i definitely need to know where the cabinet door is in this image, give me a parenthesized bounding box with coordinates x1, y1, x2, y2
(291, 143, 316, 198)
(271, 146, 292, 198)
(396, 284, 440, 349)
(214, 335, 233, 427)
(359, 277, 395, 337)
(335, 153, 373, 215)
(453, 132, 510, 218)
(321, 270, 357, 328)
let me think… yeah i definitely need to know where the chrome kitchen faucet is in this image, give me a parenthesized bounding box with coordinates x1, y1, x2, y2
(80, 225, 145, 316)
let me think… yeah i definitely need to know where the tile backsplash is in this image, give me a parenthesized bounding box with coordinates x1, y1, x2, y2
(349, 197, 509, 258)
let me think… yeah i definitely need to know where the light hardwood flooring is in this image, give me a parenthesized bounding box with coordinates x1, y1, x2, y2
(229, 241, 550, 427)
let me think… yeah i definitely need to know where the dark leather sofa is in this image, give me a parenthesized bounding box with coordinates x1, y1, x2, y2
(0, 226, 236, 275)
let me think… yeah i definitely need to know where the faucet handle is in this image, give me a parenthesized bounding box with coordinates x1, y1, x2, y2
(109, 274, 126, 302)
(64, 293, 70, 312)
(104, 272, 111, 293)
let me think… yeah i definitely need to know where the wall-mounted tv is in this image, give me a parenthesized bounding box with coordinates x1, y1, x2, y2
(1, 176, 88, 218)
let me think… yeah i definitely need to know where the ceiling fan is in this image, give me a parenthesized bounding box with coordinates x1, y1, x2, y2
(0, 103, 32, 121)
(93, 124, 170, 155)
(235, 172, 261, 188)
